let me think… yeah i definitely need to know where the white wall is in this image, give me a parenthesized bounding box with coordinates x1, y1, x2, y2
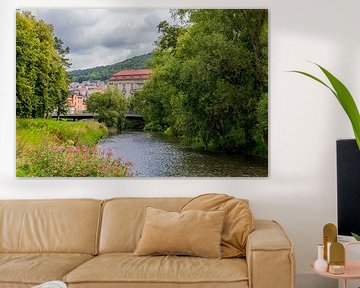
(1, 0, 359, 287)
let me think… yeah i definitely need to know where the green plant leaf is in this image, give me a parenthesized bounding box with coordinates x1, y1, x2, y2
(316, 65, 360, 147)
(351, 232, 360, 241)
(289, 70, 337, 98)
(290, 64, 360, 150)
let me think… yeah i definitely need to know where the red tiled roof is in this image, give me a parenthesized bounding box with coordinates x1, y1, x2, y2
(112, 69, 151, 77)
(110, 69, 151, 81)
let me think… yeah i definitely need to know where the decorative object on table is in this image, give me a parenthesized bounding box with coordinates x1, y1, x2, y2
(32, 281, 67, 288)
(329, 242, 345, 275)
(314, 244, 328, 272)
(323, 223, 337, 262)
(311, 239, 360, 288)
(318, 223, 346, 275)
(328, 264, 345, 275)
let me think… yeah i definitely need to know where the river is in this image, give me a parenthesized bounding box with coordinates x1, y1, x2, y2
(97, 131, 267, 177)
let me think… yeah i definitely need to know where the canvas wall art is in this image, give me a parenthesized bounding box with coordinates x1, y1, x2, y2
(16, 8, 268, 177)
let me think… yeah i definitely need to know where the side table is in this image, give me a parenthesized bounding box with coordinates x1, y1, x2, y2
(311, 242, 360, 288)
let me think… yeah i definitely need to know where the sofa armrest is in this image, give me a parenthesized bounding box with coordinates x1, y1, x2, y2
(246, 220, 295, 288)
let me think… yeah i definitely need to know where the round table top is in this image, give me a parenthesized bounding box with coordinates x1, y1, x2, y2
(311, 261, 360, 280)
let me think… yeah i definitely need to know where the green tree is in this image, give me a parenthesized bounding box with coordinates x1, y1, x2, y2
(16, 11, 70, 119)
(16, 12, 38, 117)
(87, 86, 128, 129)
(134, 9, 268, 156)
(54, 36, 71, 68)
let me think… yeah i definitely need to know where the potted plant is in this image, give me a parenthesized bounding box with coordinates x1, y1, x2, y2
(291, 63, 360, 240)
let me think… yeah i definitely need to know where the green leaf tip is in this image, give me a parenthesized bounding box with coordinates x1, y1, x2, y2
(351, 232, 360, 241)
(290, 62, 360, 151)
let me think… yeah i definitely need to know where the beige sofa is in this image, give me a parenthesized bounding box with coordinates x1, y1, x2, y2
(0, 198, 295, 288)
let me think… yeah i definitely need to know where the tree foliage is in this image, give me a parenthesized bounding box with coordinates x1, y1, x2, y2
(70, 54, 151, 82)
(16, 11, 70, 118)
(134, 9, 268, 157)
(86, 86, 128, 129)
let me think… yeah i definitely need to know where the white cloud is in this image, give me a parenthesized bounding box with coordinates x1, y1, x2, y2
(29, 8, 172, 70)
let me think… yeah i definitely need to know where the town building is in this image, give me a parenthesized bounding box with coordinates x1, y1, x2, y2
(69, 80, 106, 98)
(108, 69, 151, 98)
(87, 86, 105, 96)
(67, 94, 86, 114)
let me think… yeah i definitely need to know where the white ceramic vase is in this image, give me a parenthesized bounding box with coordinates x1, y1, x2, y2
(314, 244, 328, 272)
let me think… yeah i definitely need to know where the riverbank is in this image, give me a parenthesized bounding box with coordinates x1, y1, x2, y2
(16, 119, 132, 177)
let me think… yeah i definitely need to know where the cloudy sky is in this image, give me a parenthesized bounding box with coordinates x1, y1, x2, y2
(29, 9, 172, 70)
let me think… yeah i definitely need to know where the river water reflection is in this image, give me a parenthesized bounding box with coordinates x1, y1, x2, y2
(98, 131, 267, 177)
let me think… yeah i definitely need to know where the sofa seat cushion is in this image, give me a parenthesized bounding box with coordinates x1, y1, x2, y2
(0, 253, 93, 285)
(64, 253, 248, 286)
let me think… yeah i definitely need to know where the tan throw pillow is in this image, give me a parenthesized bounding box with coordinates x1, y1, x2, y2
(134, 207, 225, 258)
(181, 193, 254, 258)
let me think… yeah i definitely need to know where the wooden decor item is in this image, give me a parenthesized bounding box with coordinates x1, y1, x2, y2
(323, 223, 337, 261)
(329, 242, 345, 266)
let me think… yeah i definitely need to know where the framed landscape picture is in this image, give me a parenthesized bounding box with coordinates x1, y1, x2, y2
(16, 8, 268, 177)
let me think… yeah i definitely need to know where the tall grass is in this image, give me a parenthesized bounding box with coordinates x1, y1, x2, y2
(16, 119, 132, 177)
(17, 118, 108, 147)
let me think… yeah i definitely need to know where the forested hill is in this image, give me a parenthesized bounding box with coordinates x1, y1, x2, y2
(70, 53, 151, 82)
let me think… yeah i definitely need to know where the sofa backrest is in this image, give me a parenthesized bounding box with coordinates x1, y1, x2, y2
(99, 197, 190, 253)
(0, 199, 102, 254)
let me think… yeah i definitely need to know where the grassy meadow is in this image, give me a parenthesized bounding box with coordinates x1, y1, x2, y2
(16, 119, 132, 177)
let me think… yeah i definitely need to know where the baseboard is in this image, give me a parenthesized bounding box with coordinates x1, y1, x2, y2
(296, 273, 337, 288)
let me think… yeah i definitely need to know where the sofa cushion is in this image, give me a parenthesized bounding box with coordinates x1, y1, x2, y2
(99, 198, 190, 253)
(134, 207, 225, 258)
(181, 194, 254, 258)
(0, 253, 93, 285)
(63, 253, 248, 285)
(0, 199, 102, 254)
